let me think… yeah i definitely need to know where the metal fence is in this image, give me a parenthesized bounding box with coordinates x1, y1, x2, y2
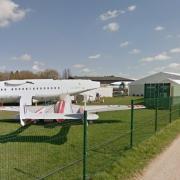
(0, 97, 180, 179)
(85, 96, 180, 179)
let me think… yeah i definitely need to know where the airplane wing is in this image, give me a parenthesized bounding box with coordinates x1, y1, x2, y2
(0, 106, 19, 112)
(85, 105, 145, 113)
(23, 112, 98, 120)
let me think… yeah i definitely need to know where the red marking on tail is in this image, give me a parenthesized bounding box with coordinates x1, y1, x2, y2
(56, 101, 65, 122)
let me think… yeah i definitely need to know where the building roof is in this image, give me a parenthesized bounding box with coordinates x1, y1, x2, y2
(130, 72, 180, 85)
(166, 79, 180, 85)
(69, 76, 134, 83)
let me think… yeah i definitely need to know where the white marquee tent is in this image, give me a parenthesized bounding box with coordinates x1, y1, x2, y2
(129, 72, 180, 96)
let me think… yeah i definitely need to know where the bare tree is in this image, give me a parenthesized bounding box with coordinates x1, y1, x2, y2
(62, 68, 71, 79)
(38, 69, 60, 79)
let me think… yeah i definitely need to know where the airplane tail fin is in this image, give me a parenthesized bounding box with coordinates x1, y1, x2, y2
(55, 95, 73, 122)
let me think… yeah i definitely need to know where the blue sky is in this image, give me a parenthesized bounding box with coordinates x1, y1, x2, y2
(0, 0, 180, 78)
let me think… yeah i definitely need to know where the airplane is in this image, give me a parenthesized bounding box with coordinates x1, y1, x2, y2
(0, 79, 145, 126)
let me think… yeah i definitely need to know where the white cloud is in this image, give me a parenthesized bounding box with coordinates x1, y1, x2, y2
(154, 26, 165, 31)
(103, 22, 119, 32)
(153, 63, 180, 73)
(99, 10, 122, 21)
(141, 52, 171, 62)
(127, 5, 136, 12)
(166, 34, 173, 39)
(12, 53, 32, 61)
(73, 64, 86, 68)
(32, 61, 45, 71)
(170, 48, 180, 53)
(88, 54, 101, 59)
(120, 41, 130, 48)
(129, 49, 141, 54)
(82, 68, 91, 73)
(0, 0, 28, 27)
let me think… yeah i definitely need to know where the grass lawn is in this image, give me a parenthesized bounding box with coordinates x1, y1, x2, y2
(80, 96, 141, 105)
(0, 96, 179, 180)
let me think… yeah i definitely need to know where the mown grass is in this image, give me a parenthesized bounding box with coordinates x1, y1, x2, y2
(0, 97, 179, 180)
(83, 96, 141, 105)
(93, 119, 180, 180)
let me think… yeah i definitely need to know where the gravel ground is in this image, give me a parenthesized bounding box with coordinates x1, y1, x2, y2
(138, 136, 180, 180)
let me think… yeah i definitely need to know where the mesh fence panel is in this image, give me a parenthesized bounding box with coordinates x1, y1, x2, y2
(87, 110, 131, 178)
(0, 119, 83, 180)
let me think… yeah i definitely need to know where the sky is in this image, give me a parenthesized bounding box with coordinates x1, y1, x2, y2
(0, 0, 180, 79)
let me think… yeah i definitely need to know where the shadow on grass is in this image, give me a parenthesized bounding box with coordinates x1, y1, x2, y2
(0, 119, 123, 145)
(0, 123, 71, 145)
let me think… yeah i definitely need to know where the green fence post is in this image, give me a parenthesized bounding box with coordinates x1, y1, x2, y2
(155, 98, 158, 132)
(130, 100, 134, 148)
(169, 97, 172, 123)
(83, 110, 88, 180)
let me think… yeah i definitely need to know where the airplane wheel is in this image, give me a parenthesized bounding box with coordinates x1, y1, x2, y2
(88, 120, 93, 124)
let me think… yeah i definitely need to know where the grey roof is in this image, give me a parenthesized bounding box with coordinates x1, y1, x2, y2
(69, 76, 134, 82)
(130, 72, 180, 85)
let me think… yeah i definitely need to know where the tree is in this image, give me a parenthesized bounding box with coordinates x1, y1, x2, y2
(62, 68, 71, 79)
(19, 71, 37, 79)
(38, 69, 60, 79)
(9, 71, 14, 80)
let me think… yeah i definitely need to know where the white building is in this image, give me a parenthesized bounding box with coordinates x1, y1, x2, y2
(81, 86, 113, 101)
(129, 72, 180, 96)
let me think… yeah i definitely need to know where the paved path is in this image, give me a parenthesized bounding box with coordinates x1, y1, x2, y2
(138, 136, 180, 180)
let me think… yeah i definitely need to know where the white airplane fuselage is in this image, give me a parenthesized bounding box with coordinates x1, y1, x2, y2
(0, 79, 100, 104)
